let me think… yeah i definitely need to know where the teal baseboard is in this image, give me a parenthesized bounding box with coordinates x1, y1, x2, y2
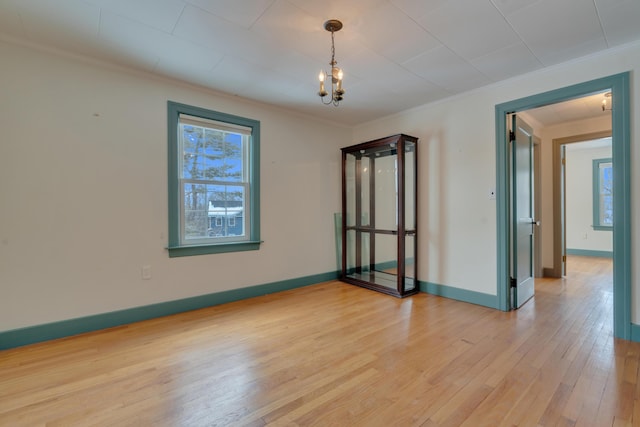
(0, 271, 339, 350)
(566, 248, 613, 258)
(419, 280, 499, 309)
(631, 323, 640, 343)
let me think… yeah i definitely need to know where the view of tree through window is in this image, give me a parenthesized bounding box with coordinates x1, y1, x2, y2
(180, 121, 245, 240)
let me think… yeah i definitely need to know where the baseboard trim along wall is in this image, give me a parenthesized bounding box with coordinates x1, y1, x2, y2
(0, 271, 339, 350)
(3, 274, 634, 350)
(566, 248, 614, 258)
(419, 280, 499, 310)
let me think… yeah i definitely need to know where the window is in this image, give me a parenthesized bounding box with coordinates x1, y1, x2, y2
(592, 158, 613, 230)
(168, 101, 260, 257)
(228, 217, 236, 227)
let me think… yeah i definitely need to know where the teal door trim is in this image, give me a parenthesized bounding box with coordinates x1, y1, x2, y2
(495, 72, 631, 340)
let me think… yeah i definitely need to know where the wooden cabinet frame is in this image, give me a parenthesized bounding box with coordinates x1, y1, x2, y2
(341, 134, 418, 297)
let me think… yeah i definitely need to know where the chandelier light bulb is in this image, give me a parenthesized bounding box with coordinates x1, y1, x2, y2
(318, 70, 327, 97)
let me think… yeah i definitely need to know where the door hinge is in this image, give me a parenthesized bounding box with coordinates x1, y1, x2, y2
(509, 130, 515, 142)
(562, 158, 566, 165)
(510, 277, 517, 288)
(562, 255, 566, 262)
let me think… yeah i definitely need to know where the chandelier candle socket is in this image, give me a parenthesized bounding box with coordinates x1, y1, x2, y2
(318, 19, 345, 106)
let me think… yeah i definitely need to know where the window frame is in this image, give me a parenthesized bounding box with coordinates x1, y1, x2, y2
(592, 157, 613, 231)
(167, 101, 261, 257)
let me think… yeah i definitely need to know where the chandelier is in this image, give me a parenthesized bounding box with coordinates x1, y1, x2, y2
(318, 20, 345, 106)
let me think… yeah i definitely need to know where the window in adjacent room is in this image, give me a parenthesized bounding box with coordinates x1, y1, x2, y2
(168, 101, 261, 257)
(592, 157, 613, 230)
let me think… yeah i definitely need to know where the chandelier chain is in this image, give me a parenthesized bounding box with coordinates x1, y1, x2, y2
(331, 30, 336, 66)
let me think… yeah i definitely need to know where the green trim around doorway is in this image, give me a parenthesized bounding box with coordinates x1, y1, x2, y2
(495, 72, 631, 340)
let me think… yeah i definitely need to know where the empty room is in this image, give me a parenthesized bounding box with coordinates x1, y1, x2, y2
(1, 1, 640, 425)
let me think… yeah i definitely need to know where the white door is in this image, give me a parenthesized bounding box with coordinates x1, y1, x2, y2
(511, 114, 535, 308)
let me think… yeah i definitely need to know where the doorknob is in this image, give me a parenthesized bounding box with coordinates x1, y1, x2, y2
(531, 220, 540, 226)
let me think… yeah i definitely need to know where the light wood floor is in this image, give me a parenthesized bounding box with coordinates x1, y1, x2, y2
(1, 256, 637, 426)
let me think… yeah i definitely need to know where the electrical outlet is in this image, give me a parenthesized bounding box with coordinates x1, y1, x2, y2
(142, 265, 152, 280)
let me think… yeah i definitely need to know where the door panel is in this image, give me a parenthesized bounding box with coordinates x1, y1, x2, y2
(561, 144, 567, 276)
(511, 115, 535, 308)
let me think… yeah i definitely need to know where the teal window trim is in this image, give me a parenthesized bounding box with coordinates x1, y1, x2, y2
(167, 101, 261, 257)
(592, 157, 613, 231)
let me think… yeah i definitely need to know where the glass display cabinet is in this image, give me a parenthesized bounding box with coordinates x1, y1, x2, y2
(340, 134, 418, 298)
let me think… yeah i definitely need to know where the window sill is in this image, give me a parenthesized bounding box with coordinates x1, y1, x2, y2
(592, 225, 613, 231)
(167, 241, 262, 258)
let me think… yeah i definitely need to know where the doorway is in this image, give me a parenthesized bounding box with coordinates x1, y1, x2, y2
(495, 72, 631, 340)
(555, 133, 613, 277)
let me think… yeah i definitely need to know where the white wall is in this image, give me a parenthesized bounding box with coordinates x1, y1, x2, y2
(0, 40, 350, 332)
(353, 40, 640, 323)
(565, 144, 613, 253)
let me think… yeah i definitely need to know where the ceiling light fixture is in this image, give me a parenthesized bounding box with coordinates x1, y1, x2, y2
(318, 19, 345, 106)
(601, 91, 612, 111)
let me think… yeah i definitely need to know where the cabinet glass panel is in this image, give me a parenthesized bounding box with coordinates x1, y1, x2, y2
(404, 235, 416, 291)
(345, 229, 356, 275)
(360, 156, 371, 227)
(405, 141, 416, 231)
(345, 153, 356, 227)
(374, 152, 397, 231)
(360, 232, 370, 273)
(373, 233, 398, 290)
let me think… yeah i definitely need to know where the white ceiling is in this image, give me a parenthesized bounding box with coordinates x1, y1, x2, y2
(1, 0, 639, 126)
